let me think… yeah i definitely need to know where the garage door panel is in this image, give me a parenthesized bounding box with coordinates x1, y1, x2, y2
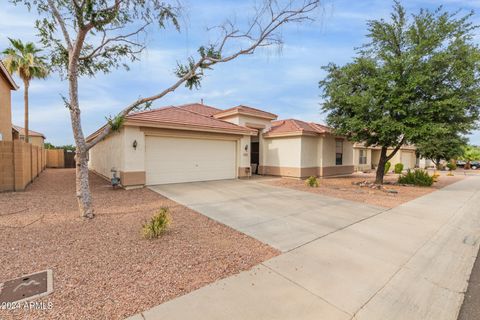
(146, 136, 236, 185)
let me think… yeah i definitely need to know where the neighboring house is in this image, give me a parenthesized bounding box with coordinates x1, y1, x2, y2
(0, 61, 18, 141)
(12, 125, 46, 148)
(418, 158, 435, 169)
(0, 63, 46, 191)
(353, 143, 417, 171)
(87, 103, 354, 188)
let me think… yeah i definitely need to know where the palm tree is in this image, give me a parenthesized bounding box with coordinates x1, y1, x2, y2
(2, 38, 48, 143)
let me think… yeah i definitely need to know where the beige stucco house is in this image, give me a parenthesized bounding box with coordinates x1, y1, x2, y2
(13, 125, 46, 148)
(87, 103, 354, 188)
(353, 143, 417, 172)
(0, 61, 18, 141)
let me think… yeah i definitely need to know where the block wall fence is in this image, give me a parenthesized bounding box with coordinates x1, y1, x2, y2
(0, 140, 47, 192)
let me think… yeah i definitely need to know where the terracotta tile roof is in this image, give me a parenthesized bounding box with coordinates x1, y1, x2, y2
(265, 119, 331, 137)
(177, 103, 223, 117)
(13, 125, 45, 138)
(214, 105, 277, 120)
(0, 61, 18, 90)
(125, 106, 255, 135)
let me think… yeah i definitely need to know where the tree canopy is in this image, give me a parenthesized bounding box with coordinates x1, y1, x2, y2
(416, 132, 467, 166)
(320, 1, 480, 183)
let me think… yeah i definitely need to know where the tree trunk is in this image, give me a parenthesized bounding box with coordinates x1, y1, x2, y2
(68, 53, 94, 219)
(23, 79, 29, 143)
(75, 149, 94, 218)
(375, 146, 388, 184)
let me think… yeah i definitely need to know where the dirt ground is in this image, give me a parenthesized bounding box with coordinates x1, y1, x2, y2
(265, 171, 465, 208)
(0, 169, 278, 320)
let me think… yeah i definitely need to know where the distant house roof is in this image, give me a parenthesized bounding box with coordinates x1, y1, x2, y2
(214, 105, 277, 120)
(0, 61, 19, 90)
(177, 103, 223, 117)
(13, 125, 46, 139)
(264, 119, 331, 137)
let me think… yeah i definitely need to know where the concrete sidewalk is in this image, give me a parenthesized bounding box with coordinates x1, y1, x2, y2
(132, 177, 480, 320)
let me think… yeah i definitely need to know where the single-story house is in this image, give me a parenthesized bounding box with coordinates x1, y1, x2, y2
(13, 125, 46, 147)
(0, 61, 18, 141)
(87, 103, 354, 188)
(353, 143, 417, 172)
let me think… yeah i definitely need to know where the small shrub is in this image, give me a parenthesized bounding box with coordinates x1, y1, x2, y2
(142, 207, 171, 239)
(394, 163, 404, 174)
(305, 176, 319, 187)
(384, 161, 391, 174)
(398, 169, 434, 186)
(447, 161, 457, 171)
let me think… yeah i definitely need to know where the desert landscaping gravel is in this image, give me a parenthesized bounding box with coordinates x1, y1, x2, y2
(265, 171, 465, 208)
(0, 169, 278, 320)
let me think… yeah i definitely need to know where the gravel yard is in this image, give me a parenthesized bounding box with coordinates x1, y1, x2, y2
(0, 169, 278, 320)
(264, 171, 465, 208)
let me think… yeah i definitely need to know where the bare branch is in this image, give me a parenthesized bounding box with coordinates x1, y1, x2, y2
(47, 0, 73, 50)
(79, 23, 150, 61)
(86, 0, 320, 149)
(86, 58, 206, 149)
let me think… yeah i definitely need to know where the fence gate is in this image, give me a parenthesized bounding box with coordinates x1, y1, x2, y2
(64, 150, 76, 168)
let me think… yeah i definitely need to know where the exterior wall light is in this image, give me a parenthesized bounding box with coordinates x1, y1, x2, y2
(245, 144, 249, 152)
(133, 140, 138, 150)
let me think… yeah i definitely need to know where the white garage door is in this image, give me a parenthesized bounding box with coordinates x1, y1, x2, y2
(145, 136, 237, 185)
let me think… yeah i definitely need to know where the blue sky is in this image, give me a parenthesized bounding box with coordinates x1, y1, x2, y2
(1, 0, 479, 145)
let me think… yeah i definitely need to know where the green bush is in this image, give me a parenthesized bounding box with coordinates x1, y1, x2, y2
(394, 163, 404, 174)
(447, 161, 457, 171)
(398, 169, 434, 186)
(142, 207, 171, 239)
(305, 176, 319, 187)
(384, 161, 391, 174)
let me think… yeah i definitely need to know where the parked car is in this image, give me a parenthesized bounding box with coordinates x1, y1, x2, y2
(471, 161, 480, 170)
(456, 160, 466, 168)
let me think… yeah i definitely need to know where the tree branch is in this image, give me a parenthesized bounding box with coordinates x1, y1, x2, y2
(85, 58, 206, 149)
(47, 0, 73, 50)
(86, 0, 320, 150)
(386, 136, 406, 161)
(79, 23, 150, 61)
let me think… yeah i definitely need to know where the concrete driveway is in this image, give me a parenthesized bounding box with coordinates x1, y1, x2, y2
(149, 179, 385, 252)
(140, 177, 480, 320)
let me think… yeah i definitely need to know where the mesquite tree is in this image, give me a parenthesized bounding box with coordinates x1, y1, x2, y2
(11, 0, 320, 218)
(320, 1, 480, 184)
(416, 132, 467, 168)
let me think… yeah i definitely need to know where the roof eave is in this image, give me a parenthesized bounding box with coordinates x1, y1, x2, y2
(214, 110, 277, 120)
(0, 62, 19, 90)
(124, 120, 257, 136)
(263, 131, 318, 138)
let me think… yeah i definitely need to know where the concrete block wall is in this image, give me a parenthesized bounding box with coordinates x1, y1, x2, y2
(0, 141, 15, 191)
(0, 140, 46, 192)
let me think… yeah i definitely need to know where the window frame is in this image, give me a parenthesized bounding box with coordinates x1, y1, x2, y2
(359, 149, 367, 165)
(335, 140, 343, 166)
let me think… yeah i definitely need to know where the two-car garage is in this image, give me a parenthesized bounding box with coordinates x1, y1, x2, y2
(145, 136, 237, 185)
(87, 104, 256, 188)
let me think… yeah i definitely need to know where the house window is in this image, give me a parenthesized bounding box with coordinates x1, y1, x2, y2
(359, 149, 367, 165)
(335, 140, 343, 165)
